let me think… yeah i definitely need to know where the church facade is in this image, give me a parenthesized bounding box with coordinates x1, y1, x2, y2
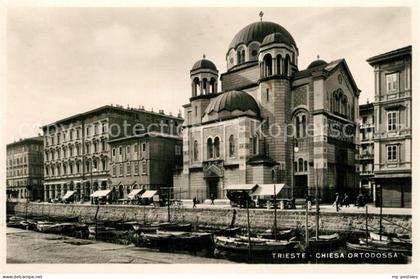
(173, 20, 360, 202)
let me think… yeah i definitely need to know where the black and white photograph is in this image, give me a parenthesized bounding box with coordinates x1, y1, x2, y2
(1, 1, 418, 276)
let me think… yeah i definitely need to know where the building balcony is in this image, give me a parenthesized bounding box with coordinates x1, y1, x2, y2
(360, 152, 374, 160)
(360, 123, 374, 129)
(374, 129, 412, 140)
(375, 162, 411, 172)
(374, 89, 411, 102)
(360, 171, 374, 176)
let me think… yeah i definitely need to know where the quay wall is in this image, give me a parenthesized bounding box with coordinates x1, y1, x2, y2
(7, 202, 412, 236)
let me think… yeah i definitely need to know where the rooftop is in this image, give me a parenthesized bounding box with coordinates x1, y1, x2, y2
(7, 136, 43, 148)
(367, 45, 412, 65)
(41, 104, 183, 129)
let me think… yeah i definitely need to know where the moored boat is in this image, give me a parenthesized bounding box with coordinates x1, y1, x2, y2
(258, 228, 293, 240)
(308, 233, 341, 250)
(346, 240, 412, 256)
(214, 235, 300, 261)
(138, 230, 214, 256)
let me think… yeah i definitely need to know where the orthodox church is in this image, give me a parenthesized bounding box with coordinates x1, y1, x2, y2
(173, 18, 360, 202)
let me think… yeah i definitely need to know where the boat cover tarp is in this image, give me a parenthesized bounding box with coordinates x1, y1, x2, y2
(90, 190, 111, 198)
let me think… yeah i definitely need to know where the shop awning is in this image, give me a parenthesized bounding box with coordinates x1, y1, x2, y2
(127, 189, 143, 199)
(90, 190, 111, 198)
(141, 190, 158, 198)
(251, 184, 289, 196)
(224, 184, 257, 191)
(62, 191, 76, 201)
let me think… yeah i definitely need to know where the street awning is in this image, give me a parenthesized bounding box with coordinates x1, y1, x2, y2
(251, 184, 289, 196)
(141, 190, 157, 198)
(90, 190, 111, 198)
(127, 189, 143, 199)
(224, 184, 257, 191)
(62, 191, 75, 201)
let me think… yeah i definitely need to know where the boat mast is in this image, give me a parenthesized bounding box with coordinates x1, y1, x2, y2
(273, 184, 277, 241)
(305, 194, 309, 250)
(379, 184, 383, 241)
(365, 204, 369, 245)
(245, 192, 252, 262)
(315, 168, 319, 240)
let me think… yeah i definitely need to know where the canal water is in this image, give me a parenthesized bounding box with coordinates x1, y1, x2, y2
(6, 214, 411, 264)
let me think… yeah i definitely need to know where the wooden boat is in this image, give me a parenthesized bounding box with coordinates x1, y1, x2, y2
(7, 216, 26, 229)
(138, 230, 214, 255)
(258, 228, 293, 240)
(48, 216, 80, 223)
(159, 222, 192, 232)
(114, 221, 141, 231)
(88, 224, 116, 236)
(308, 233, 341, 250)
(215, 235, 300, 261)
(36, 221, 64, 233)
(19, 219, 37, 230)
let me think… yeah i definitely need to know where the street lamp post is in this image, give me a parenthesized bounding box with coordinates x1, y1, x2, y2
(291, 136, 299, 201)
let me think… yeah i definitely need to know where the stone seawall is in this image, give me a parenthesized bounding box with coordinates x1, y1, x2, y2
(7, 202, 412, 236)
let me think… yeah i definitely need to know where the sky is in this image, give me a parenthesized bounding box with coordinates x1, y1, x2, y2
(4, 6, 411, 144)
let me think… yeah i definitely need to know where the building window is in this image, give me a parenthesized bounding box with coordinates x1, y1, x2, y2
(119, 146, 122, 155)
(207, 138, 214, 159)
(142, 160, 147, 175)
(119, 164, 123, 176)
(387, 145, 398, 162)
(76, 162, 80, 173)
(126, 162, 131, 176)
(386, 72, 398, 93)
(175, 145, 181, 156)
(304, 160, 308, 172)
(86, 143, 90, 154)
(193, 140, 199, 161)
(126, 146, 130, 155)
(134, 161, 139, 175)
(86, 161, 90, 172)
(76, 129, 80, 139)
(387, 111, 398, 131)
(101, 141, 106, 151)
(266, 89, 269, 102)
(112, 148, 116, 157)
(112, 164, 116, 176)
(214, 137, 220, 158)
(296, 113, 307, 138)
(93, 142, 98, 153)
(142, 143, 146, 152)
(102, 122, 108, 133)
(102, 159, 106, 171)
(298, 158, 304, 172)
(252, 135, 259, 155)
(229, 135, 235, 157)
(93, 159, 98, 170)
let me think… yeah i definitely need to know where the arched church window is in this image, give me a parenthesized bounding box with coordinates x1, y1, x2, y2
(263, 54, 272, 77)
(229, 135, 235, 157)
(304, 160, 308, 172)
(193, 77, 200, 97)
(207, 138, 213, 159)
(193, 140, 199, 161)
(210, 78, 216, 94)
(252, 135, 259, 155)
(214, 137, 220, 158)
(241, 50, 246, 63)
(296, 116, 300, 138)
(284, 54, 290, 76)
(298, 158, 304, 172)
(202, 78, 208, 95)
(276, 54, 282, 75)
(302, 115, 306, 137)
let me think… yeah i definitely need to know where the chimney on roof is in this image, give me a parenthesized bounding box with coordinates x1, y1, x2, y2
(169, 112, 173, 116)
(178, 109, 182, 118)
(159, 109, 164, 114)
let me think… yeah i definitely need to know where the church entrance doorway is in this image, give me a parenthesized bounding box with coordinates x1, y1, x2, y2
(207, 179, 219, 199)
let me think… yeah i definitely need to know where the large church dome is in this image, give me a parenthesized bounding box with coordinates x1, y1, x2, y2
(203, 90, 260, 122)
(228, 21, 296, 51)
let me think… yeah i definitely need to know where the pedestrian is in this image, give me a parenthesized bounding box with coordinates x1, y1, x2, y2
(333, 192, 341, 212)
(210, 194, 215, 205)
(193, 197, 197, 208)
(342, 193, 350, 207)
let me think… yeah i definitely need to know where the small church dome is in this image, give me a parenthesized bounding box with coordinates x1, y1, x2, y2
(307, 59, 328, 69)
(261, 32, 293, 47)
(191, 57, 218, 72)
(204, 90, 260, 117)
